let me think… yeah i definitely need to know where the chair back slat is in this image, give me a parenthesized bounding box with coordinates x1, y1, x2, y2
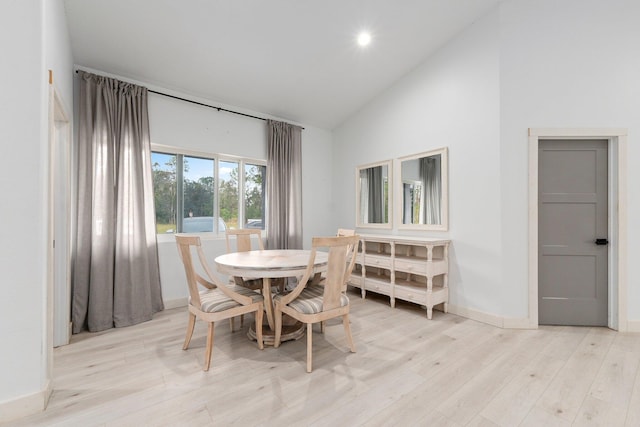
(335, 229, 358, 292)
(226, 229, 265, 253)
(323, 244, 349, 310)
(175, 235, 204, 308)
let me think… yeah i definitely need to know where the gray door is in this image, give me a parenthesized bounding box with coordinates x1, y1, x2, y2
(538, 139, 608, 326)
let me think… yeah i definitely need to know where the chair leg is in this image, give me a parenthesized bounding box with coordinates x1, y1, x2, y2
(183, 312, 196, 350)
(204, 322, 215, 371)
(230, 314, 245, 332)
(343, 314, 356, 353)
(274, 306, 283, 348)
(306, 322, 313, 373)
(311, 272, 322, 285)
(320, 321, 325, 333)
(255, 307, 264, 350)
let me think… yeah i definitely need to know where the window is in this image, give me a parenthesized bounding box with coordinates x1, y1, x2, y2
(151, 147, 266, 234)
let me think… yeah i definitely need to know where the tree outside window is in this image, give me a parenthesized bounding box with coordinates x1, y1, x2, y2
(219, 160, 239, 229)
(245, 163, 266, 228)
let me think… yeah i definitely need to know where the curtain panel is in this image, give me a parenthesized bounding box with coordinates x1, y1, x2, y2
(366, 166, 384, 223)
(73, 71, 163, 333)
(420, 156, 442, 225)
(266, 120, 303, 250)
(359, 169, 370, 224)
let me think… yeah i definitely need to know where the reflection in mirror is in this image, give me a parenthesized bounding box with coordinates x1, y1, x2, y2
(356, 160, 391, 228)
(399, 147, 448, 230)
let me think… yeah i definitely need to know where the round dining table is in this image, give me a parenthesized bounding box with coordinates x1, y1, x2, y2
(215, 249, 328, 344)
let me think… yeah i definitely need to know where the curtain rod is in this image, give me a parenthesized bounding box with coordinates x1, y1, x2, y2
(75, 70, 303, 129)
(148, 89, 262, 122)
(150, 90, 304, 130)
(150, 90, 304, 129)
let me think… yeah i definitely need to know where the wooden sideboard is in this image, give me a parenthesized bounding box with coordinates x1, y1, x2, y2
(348, 234, 450, 319)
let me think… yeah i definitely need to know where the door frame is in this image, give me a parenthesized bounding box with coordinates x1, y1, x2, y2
(528, 128, 628, 331)
(47, 72, 72, 352)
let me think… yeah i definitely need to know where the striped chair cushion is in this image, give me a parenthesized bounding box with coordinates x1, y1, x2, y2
(194, 286, 263, 313)
(274, 284, 349, 315)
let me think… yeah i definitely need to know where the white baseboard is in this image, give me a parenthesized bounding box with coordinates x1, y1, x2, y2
(0, 380, 51, 423)
(447, 304, 535, 329)
(503, 317, 536, 329)
(447, 304, 504, 328)
(627, 320, 640, 333)
(163, 297, 188, 310)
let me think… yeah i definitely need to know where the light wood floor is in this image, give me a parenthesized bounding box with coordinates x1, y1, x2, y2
(6, 291, 640, 426)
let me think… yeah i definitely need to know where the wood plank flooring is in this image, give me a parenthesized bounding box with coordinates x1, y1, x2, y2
(6, 291, 640, 426)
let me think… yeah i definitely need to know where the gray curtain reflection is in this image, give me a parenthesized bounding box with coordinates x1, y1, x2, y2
(403, 183, 413, 223)
(73, 71, 163, 333)
(266, 120, 303, 249)
(420, 155, 442, 224)
(359, 166, 385, 223)
(369, 167, 384, 223)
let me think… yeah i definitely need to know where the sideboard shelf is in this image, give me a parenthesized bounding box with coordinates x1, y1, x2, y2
(349, 234, 450, 319)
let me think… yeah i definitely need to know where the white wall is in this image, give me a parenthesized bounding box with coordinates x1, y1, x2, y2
(498, 0, 640, 322)
(0, 0, 73, 417)
(300, 126, 335, 243)
(149, 94, 334, 305)
(45, 0, 74, 113)
(0, 0, 47, 408)
(333, 10, 503, 317)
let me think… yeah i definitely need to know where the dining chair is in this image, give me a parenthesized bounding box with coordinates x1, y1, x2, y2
(226, 228, 285, 293)
(273, 234, 360, 373)
(175, 234, 264, 371)
(225, 229, 265, 290)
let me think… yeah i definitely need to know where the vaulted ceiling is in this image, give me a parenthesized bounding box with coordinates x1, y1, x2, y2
(64, 0, 502, 129)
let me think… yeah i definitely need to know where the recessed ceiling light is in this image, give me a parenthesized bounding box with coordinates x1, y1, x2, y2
(357, 31, 371, 47)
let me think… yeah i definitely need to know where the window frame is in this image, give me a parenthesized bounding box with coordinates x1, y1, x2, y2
(151, 143, 267, 241)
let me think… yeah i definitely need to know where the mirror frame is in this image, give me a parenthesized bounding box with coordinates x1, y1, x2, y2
(396, 147, 448, 231)
(355, 159, 393, 229)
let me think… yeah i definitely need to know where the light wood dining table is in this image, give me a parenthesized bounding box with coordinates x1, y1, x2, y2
(214, 249, 328, 344)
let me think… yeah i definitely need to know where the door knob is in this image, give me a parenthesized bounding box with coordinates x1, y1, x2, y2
(595, 238, 609, 245)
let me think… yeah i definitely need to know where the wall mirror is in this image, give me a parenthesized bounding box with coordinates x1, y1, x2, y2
(397, 147, 448, 231)
(356, 160, 392, 229)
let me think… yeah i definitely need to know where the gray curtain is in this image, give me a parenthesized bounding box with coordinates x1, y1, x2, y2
(359, 166, 385, 223)
(266, 120, 303, 249)
(420, 155, 442, 225)
(358, 169, 369, 223)
(367, 166, 385, 223)
(73, 71, 163, 333)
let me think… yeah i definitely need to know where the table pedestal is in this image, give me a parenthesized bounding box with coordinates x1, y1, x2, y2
(247, 315, 305, 346)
